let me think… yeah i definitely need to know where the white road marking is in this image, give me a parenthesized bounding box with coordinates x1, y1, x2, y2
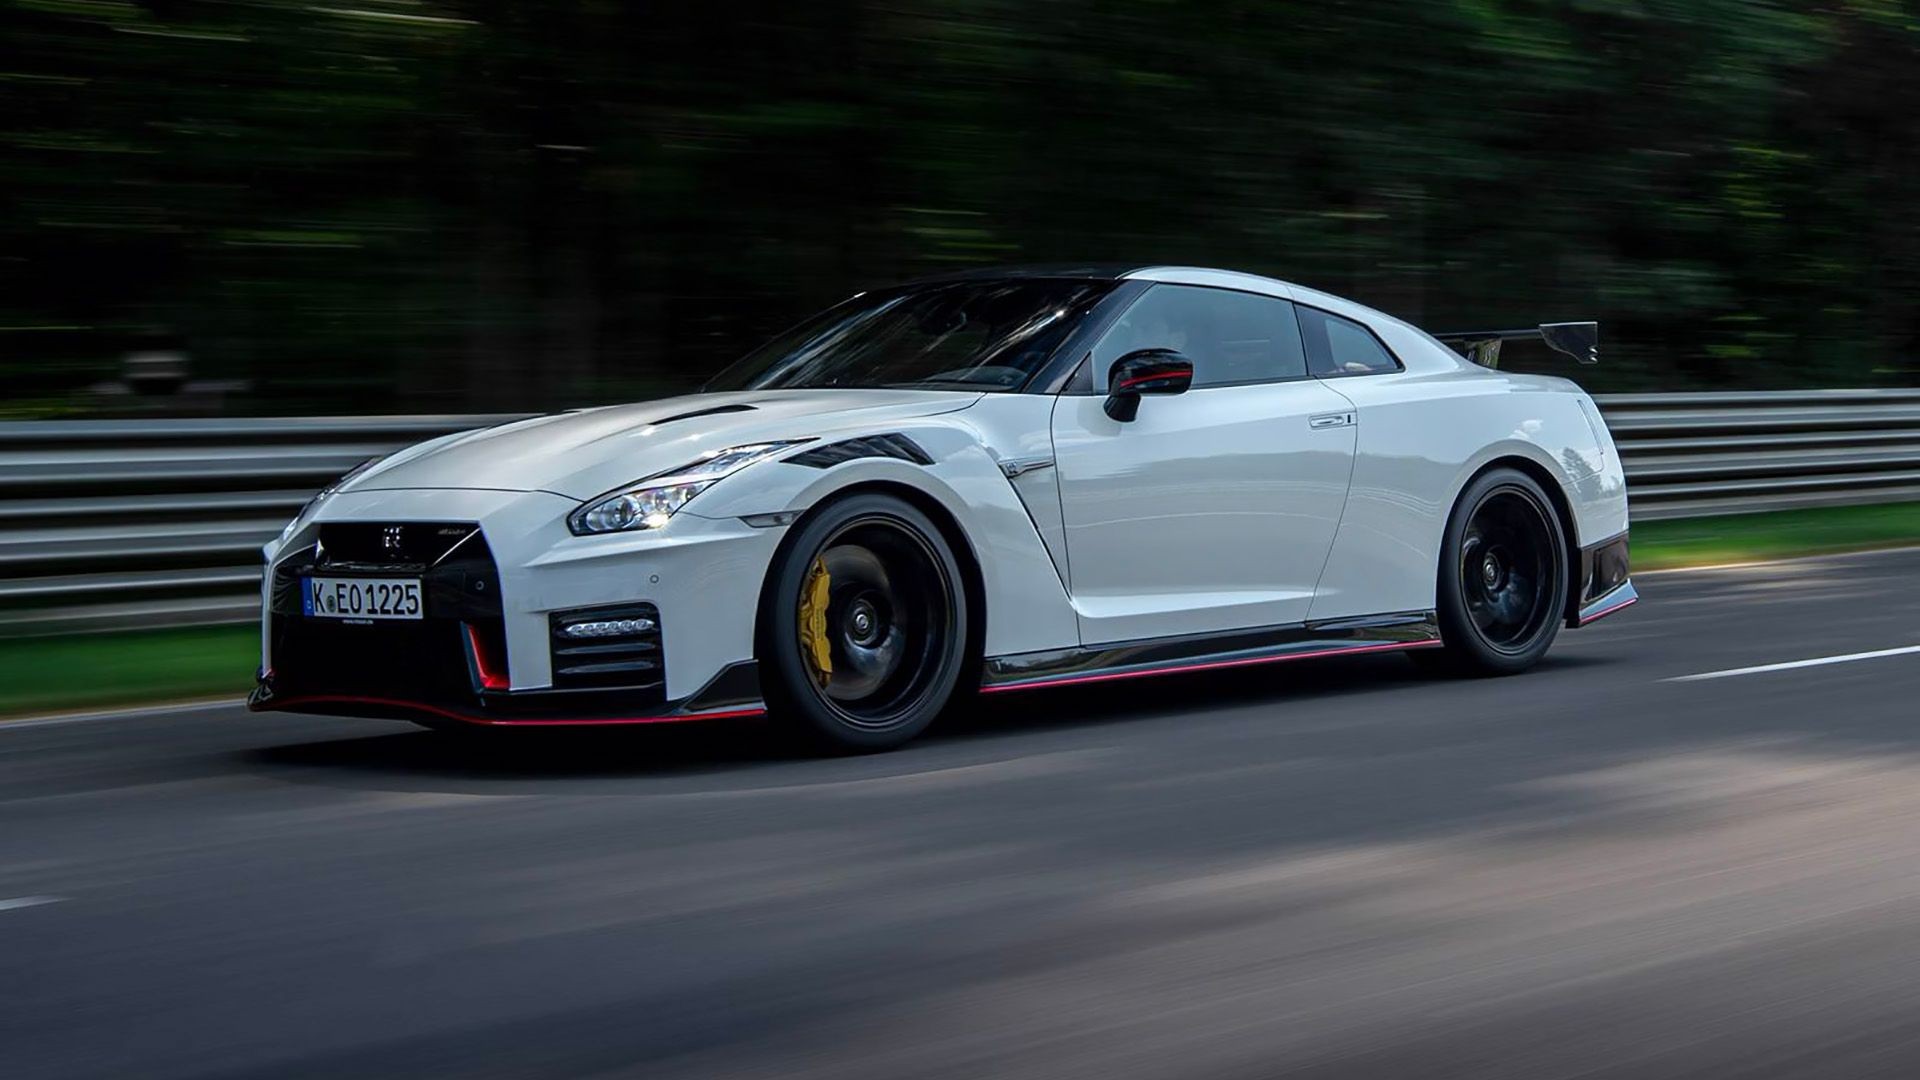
(0, 895, 65, 913)
(1667, 644, 1920, 683)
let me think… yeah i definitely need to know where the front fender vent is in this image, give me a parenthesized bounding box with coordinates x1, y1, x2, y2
(787, 433, 933, 469)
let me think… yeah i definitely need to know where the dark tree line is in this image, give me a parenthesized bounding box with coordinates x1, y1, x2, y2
(4, 0, 1920, 415)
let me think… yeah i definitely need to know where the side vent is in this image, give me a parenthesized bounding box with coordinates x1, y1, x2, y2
(788, 433, 934, 469)
(548, 603, 665, 691)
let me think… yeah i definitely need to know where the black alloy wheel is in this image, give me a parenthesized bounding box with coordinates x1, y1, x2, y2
(1425, 467, 1568, 675)
(760, 493, 969, 750)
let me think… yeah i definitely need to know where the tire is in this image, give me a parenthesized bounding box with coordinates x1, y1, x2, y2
(1423, 467, 1568, 676)
(757, 493, 970, 751)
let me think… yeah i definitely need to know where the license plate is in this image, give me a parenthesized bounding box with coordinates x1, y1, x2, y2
(302, 577, 423, 620)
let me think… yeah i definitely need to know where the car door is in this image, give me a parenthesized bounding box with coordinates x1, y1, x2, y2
(1049, 283, 1358, 645)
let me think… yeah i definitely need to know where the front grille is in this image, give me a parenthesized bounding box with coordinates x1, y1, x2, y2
(271, 617, 481, 700)
(318, 522, 479, 567)
(549, 603, 665, 692)
(276, 524, 501, 622)
(268, 521, 504, 705)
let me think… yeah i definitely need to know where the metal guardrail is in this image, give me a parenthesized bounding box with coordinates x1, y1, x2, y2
(3, 390, 1918, 635)
(1601, 389, 1920, 521)
(0, 415, 524, 636)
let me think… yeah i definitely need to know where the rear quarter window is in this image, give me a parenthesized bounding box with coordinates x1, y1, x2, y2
(1298, 306, 1402, 378)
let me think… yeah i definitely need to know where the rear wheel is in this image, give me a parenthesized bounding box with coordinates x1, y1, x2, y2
(1423, 468, 1568, 676)
(759, 494, 969, 751)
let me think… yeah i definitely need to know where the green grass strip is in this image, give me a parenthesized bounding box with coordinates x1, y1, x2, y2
(0, 624, 256, 718)
(1631, 501, 1920, 571)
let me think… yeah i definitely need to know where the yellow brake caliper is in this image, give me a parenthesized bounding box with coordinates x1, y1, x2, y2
(798, 557, 833, 685)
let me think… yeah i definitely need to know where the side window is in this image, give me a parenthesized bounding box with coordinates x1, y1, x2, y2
(1091, 284, 1307, 389)
(1298, 306, 1402, 377)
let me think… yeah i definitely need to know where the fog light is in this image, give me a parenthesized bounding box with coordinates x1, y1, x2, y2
(559, 617, 656, 639)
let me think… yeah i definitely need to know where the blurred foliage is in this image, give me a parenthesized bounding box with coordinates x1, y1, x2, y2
(3, 0, 1920, 414)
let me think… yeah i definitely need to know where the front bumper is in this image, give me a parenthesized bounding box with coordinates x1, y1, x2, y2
(249, 487, 780, 725)
(248, 664, 765, 726)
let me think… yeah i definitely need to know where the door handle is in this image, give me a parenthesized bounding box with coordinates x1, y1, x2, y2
(1308, 412, 1356, 429)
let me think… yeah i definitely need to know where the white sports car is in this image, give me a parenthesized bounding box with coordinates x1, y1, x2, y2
(250, 266, 1635, 749)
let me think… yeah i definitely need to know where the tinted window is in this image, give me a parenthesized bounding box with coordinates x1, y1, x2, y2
(1093, 284, 1307, 389)
(1298, 306, 1401, 377)
(705, 279, 1115, 392)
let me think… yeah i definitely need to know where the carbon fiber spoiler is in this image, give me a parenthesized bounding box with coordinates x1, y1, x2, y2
(1432, 322, 1598, 369)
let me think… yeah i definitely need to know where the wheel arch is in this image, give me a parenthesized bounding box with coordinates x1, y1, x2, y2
(753, 478, 989, 678)
(1454, 454, 1583, 627)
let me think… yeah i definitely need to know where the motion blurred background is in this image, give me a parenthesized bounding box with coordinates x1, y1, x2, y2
(14, 10, 1920, 1077)
(7, 0, 1920, 417)
(6, 1, 1920, 706)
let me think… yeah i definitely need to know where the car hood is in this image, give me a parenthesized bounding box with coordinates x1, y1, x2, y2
(347, 389, 984, 500)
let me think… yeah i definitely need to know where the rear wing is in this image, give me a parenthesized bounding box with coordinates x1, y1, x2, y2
(1432, 322, 1598, 369)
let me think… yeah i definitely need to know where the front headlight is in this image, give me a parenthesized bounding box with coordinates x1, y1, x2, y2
(568, 441, 807, 535)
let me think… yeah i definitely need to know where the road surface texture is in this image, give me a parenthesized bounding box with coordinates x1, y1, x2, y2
(7, 549, 1920, 1080)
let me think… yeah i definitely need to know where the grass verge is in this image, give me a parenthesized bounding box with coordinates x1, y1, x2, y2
(0, 625, 255, 719)
(1, 502, 1917, 719)
(1631, 501, 1920, 571)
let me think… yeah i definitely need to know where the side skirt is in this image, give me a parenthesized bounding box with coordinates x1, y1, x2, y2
(980, 611, 1442, 693)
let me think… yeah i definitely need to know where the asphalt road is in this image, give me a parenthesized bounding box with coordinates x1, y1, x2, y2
(7, 549, 1920, 1079)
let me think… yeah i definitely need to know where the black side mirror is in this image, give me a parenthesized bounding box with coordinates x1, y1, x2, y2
(1104, 348, 1194, 421)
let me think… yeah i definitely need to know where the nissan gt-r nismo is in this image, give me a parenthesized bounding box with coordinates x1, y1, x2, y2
(250, 266, 1635, 750)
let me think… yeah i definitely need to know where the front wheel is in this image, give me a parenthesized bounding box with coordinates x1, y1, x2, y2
(758, 493, 970, 751)
(1422, 468, 1568, 676)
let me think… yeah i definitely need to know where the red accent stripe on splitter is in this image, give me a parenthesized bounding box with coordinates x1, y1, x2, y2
(980, 638, 1444, 694)
(259, 694, 765, 727)
(482, 706, 767, 727)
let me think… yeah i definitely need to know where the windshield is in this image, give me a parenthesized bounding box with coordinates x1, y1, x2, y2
(705, 279, 1115, 392)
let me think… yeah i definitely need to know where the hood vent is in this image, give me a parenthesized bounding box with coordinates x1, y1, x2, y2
(651, 403, 757, 426)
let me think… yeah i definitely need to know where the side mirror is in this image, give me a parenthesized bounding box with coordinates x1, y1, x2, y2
(1104, 349, 1194, 422)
